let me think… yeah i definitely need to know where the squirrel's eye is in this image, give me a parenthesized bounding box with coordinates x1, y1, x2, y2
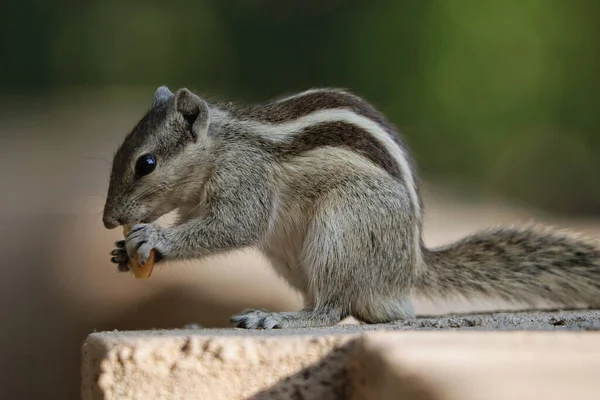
(134, 154, 157, 177)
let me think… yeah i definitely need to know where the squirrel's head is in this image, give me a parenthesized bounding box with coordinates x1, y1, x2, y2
(102, 86, 212, 229)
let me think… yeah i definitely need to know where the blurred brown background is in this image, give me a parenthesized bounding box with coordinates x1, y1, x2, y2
(2, 1, 600, 398)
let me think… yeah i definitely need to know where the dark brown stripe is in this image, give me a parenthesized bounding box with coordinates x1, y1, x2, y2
(267, 121, 402, 180)
(229, 90, 396, 133)
(246, 89, 421, 214)
(222, 89, 418, 181)
(221, 89, 421, 213)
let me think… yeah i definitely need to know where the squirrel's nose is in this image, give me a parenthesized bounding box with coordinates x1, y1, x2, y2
(103, 214, 120, 229)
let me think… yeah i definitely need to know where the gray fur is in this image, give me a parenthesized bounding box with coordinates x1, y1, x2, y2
(103, 87, 600, 329)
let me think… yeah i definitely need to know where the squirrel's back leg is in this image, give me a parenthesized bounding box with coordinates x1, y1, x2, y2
(231, 174, 419, 329)
(304, 177, 419, 324)
(284, 177, 419, 326)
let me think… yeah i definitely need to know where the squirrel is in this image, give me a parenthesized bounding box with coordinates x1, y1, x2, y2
(103, 86, 600, 329)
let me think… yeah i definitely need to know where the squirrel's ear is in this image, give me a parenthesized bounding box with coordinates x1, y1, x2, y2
(152, 86, 173, 108)
(173, 88, 210, 140)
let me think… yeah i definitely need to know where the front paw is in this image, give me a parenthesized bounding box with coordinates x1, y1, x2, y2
(110, 240, 130, 272)
(125, 224, 169, 265)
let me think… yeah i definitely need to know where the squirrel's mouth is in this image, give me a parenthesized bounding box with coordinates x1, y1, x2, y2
(138, 210, 165, 225)
(137, 216, 157, 225)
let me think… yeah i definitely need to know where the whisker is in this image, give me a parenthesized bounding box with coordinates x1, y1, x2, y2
(186, 198, 206, 216)
(80, 156, 112, 166)
(130, 187, 164, 203)
(129, 180, 180, 203)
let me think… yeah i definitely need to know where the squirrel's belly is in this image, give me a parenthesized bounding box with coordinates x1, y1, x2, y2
(259, 199, 311, 294)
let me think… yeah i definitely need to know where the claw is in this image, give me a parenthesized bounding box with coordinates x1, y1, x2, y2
(117, 263, 130, 272)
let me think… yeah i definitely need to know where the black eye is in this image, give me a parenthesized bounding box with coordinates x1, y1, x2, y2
(134, 154, 157, 177)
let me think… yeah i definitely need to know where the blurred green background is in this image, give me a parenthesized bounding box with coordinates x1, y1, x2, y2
(4, 0, 600, 213)
(1, 1, 600, 398)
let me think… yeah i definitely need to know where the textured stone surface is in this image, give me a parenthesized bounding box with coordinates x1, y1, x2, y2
(82, 309, 600, 400)
(82, 329, 357, 400)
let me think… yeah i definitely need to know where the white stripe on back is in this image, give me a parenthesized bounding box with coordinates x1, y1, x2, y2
(243, 109, 421, 241)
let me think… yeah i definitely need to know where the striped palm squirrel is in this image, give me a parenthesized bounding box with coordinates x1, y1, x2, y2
(103, 86, 600, 329)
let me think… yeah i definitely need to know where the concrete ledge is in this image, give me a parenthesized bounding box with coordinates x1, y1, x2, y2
(82, 310, 600, 400)
(82, 329, 358, 400)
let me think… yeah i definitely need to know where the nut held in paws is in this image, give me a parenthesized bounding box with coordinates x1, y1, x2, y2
(123, 224, 156, 279)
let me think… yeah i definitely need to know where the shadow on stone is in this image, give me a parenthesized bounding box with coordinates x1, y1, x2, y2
(248, 340, 356, 399)
(247, 337, 445, 400)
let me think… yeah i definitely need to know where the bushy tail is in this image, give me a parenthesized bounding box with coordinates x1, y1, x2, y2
(416, 225, 600, 307)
